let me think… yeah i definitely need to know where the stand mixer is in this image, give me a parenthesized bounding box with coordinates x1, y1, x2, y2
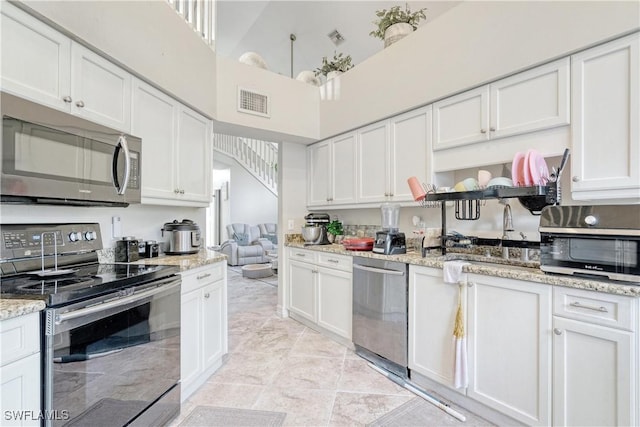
(373, 203, 406, 255)
(302, 213, 331, 245)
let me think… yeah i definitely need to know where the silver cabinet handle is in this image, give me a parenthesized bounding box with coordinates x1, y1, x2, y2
(353, 264, 404, 276)
(572, 176, 580, 182)
(204, 293, 210, 299)
(569, 301, 608, 313)
(312, 270, 318, 274)
(296, 253, 306, 257)
(553, 328, 562, 335)
(327, 259, 339, 263)
(174, 189, 180, 194)
(467, 282, 474, 287)
(389, 193, 394, 197)
(197, 273, 211, 280)
(75, 100, 85, 108)
(489, 127, 496, 131)
(62, 96, 72, 103)
(480, 129, 487, 134)
(180, 189, 185, 194)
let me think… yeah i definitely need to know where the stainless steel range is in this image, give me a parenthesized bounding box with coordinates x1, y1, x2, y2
(0, 223, 181, 427)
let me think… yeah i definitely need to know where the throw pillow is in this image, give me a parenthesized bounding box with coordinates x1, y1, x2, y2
(263, 233, 277, 245)
(233, 232, 250, 246)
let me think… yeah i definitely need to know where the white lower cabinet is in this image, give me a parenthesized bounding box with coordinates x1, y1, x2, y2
(552, 287, 638, 427)
(466, 274, 552, 426)
(287, 248, 352, 340)
(180, 262, 227, 401)
(0, 312, 41, 427)
(409, 265, 463, 391)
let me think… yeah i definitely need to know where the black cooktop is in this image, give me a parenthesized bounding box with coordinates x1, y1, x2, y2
(0, 262, 178, 307)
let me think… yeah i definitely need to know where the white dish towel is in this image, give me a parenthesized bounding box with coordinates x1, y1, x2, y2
(443, 260, 470, 389)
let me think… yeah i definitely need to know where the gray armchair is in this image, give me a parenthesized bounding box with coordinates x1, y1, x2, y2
(220, 224, 275, 266)
(258, 223, 278, 245)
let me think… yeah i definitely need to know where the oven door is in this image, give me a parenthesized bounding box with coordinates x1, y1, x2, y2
(540, 234, 640, 282)
(43, 278, 180, 427)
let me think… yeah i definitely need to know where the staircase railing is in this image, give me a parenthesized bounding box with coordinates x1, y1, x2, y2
(213, 134, 278, 196)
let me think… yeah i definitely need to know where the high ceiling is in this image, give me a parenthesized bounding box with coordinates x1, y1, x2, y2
(215, 1, 461, 79)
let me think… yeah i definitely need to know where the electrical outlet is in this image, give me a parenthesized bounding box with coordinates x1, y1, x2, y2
(112, 216, 121, 238)
(288, 219, 295, 231)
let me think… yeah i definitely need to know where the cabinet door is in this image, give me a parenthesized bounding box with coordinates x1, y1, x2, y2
(490, 58, 570, 140)
(317, 267, 352, 339)
(389, 106, 431, 201)
(357, 120, 390, 203)
(70, 42, 131, 132)
(331, 132, 357, 205)
(571, 33, 640, 199)
(0, 353, 41, 427)
(467, 275, 552, 425)
(409, 266, 463, 391)
(132, 79, 179, 202)
(181, 288, 202, 392)
(307, 140, 331, 206)
(553, 316, 634, 427)
(0, 3, 71, 112)
(433, 86, 490, 150)
(177, 106, 212, 203)
(202, 280, 226, 368)
(288, 260, 316, 322)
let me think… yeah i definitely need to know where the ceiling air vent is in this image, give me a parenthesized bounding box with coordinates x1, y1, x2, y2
(237, 87, 270, 118)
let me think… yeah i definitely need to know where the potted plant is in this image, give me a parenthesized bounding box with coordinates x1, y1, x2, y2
(369, 3, 427, 48)
(326, 219, 344, 243)
(314, 52, 354, 80)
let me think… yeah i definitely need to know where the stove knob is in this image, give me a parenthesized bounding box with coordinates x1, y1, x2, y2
(584, 215, 598, 226)
(84, 231, 97, 241)
(69, 232, 81, 242)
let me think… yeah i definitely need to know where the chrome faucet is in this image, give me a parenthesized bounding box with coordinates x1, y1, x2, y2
(502, 202, 514, 259)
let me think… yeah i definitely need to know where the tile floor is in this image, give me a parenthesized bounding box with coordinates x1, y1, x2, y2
(171, 266, 491, 426)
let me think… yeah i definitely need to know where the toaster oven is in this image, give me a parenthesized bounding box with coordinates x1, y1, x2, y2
(539, 205, 640, 283)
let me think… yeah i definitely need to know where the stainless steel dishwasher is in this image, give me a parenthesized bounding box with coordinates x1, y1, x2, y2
(352, 256, 409, 378)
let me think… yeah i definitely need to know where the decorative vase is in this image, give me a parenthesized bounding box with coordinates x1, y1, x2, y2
(296, 70, 322, 86)
(327, 233, 335, 243)
(326, 70, 342, 80)
(384, 22, 413, 48)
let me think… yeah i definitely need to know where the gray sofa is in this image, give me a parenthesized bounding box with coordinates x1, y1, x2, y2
(220, 223, 275, 266)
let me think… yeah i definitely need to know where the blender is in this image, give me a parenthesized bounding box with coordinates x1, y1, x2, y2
(373, 203, 406, 255)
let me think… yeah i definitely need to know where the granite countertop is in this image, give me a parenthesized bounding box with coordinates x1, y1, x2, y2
(0, 299, 46, 321)
(130, 248, 227, 272)
(286, 243, 640, 297)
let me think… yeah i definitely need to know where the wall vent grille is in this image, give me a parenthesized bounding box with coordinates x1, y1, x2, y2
(237, 87, 270, 117)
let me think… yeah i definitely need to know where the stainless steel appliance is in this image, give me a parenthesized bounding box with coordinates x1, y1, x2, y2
(0, 223, 180, 427)
(302, 213, 331, 245)
(1, 93, 141, 207)
(540, 205, 640, 283)
(373, 203, 406, 255)
(352, 256, 409, 378)
(162, 219, 201, 255)
(115, 236, 140, 262)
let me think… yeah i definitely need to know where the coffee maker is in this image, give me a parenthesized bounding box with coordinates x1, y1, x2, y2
(302, 213, 331, 245)
(373, 203, 406, 255)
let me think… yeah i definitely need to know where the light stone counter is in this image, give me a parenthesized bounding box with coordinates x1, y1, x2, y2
(286, 243, 640, 297)
(0, 299, 46, 321)
(130, 248, 227, 272)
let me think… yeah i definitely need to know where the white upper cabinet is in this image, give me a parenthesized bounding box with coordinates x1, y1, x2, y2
(570, 32, 640, 201)
(434, 58, 570, 150)
(133, 79, 212, 206)
(358, 120, 390, 203)
(70, 43, 132, 132)
(307, 132, 357, 207)
(1, 3, 132, 132)
(1, 3, 71, 111)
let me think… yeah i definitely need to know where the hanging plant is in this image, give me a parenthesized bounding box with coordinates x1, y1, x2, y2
(314, 52, 354, 77)
(369, 3, 427, 40)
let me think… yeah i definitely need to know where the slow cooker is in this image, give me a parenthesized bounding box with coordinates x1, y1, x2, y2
(161, 219, 201, 255)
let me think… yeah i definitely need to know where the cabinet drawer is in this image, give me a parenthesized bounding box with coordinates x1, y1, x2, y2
(553, 287, 636, 331)
(317, 252, 352, 272)
(181, 262, 225, 294)
(288, 248, 317, 264)
(0, 312, 40, 367)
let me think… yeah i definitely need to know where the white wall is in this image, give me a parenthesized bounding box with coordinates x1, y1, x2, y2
(319, 1, 640, 138)
(0, 203, 205, 249)
(227, 161, 278, 230)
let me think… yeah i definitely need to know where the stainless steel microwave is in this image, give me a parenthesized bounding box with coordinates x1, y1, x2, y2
(539, 205, 640, 283)
(1, 92, 141, 207)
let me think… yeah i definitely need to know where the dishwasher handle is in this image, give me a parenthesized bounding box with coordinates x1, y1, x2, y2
(353, 264, 405, 276)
